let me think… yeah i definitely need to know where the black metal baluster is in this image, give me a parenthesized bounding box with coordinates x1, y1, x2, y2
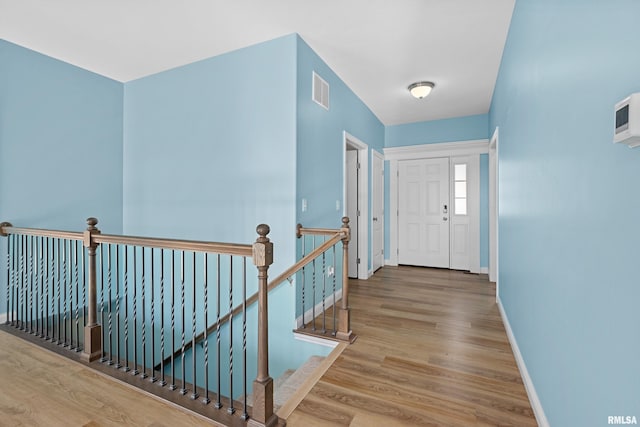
(49, 238, 55, 339)
(332, 244, 337, 336)
(312, 236, 317, 331)
(241, 257, 248, 420)
(141, 247, 147, 379)
(78, 242, 88, 351)
(202, 253, 210, 404)
(9, 235, 16, 326)
(66, 239, 73, 346)
(190, 251, 198, 400)
(119, 245, 125, 370)
(39, 237, 45, 337)
(28, 235, 34, 334)
(5, 234, 11, 325)
(132, 246, 138, 375)
(150, 248, 156, 383)
(322, 241, 327, 333)
(116, 245, 122, 369)
(44, 237, 49, 337)
(63, 239, 69, 345)
(56, 238, 62, 341)
(100, 244, 107, 362)
(215, 254, 222, 409)
(45, 237, 49, 339)
(180, 251, 186, 395)
(18, 235, 24, 330)
(107, 245, 114, 365)
(227, 256, 235, 415)
(301, 236, 306, 328)
(170, 250, 177, 391)
(159, 249, 167, 387)
(73, 240, 80, 350)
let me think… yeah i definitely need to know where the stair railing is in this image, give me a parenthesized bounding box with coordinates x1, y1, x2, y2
(0, 218, 277, 427)
(293, 217, 354, 342)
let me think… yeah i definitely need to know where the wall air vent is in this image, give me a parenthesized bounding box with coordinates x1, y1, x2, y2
(312, 71, 329, 110)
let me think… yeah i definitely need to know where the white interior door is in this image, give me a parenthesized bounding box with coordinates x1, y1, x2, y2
(398, 158, 449, 268)
(346, 149, 359, 278)
(372, 151, 384, 272)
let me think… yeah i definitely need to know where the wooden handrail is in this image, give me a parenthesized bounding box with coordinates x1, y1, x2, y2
(0, 224, 254, 256)
(269, 232, 344, 288)
(0, 224, 83, 241)
(94, 233, 253, 256)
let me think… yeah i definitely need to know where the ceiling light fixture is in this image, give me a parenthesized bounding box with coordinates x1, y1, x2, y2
(408, 81, 435, 99)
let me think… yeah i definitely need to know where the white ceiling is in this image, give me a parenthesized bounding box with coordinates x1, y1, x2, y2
(0, 0, 515, 126)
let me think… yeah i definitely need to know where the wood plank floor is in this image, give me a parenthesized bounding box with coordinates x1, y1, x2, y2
(0, 330, 216, 427)
(287, 266, 537, 427)
(0, 266, 536, 426)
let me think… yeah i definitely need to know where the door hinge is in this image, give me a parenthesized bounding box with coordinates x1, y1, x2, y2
(357, 210, 361, 216)
(357, 162, 361, 170)
(382, 249, 384, 255)
(356, 258, 361, 264)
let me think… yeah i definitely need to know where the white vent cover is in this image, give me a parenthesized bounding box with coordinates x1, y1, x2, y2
(312, 71, 329, 110)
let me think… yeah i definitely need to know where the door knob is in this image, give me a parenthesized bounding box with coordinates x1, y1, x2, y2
(443, 217, 448, 221)
(373, 217, 378, 221)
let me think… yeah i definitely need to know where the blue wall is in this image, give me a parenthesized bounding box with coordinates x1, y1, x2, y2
(296, 36, 384, 227)
(384, 114, 490, 266)
(296, 36, 384, 276)
(0, 40, 124, 232)
(490, 1, 640, 424)
(123, 34, 331, 378)
(0, 40, 124, 313)
(385, 113, 488, 147)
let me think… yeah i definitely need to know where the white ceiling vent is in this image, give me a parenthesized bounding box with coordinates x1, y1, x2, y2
(312, 71, 329, 110)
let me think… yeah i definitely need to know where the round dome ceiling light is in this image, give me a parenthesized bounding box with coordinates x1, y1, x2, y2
(408, 81, 435, 99)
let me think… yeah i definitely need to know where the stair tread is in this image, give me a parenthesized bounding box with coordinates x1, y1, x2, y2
(274, 356, 325, 408)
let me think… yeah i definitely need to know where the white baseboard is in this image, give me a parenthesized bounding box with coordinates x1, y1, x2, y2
(384, 259, 398, 267)
(497, 297, 550, 427)
(295, 289, 342, 329)
(480, 267, 489, 274)
(293, 332, 339, 348)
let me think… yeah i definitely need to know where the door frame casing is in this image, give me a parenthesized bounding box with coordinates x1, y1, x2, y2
(343, 131, 369, 280)
(371, 149, 385, 273)
(489, 127, 499, 290)
(384, 139, 488, 272)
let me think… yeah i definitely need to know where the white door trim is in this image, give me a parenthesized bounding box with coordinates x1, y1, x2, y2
(489, 128, 499, 290)
(343, 131, 369, 280)
(385, 139, 488, 269)
(384, 139, 489, 161)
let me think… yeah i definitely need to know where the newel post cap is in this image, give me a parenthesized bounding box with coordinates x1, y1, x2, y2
(253, 224, 273, 267)
(0, 222, 12, 237)
(341, 216, 351, 242)
(84, 217, 101, 248)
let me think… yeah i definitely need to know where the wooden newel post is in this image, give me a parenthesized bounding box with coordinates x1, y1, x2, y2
(337, 217, 354, 342)
(249, 224, 277, 427)
(82, 217, 102, 362)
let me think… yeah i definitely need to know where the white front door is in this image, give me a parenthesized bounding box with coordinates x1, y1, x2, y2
(346, 149, 359, 278)
(398, 158, 450, 268)
(372, 151, 384, 272)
